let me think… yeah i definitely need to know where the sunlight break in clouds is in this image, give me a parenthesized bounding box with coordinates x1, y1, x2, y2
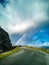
(7, 20, 34, 34)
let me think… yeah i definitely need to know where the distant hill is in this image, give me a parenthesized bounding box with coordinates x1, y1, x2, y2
(0, 27, 12, 52)
(41, 46, 49, 49)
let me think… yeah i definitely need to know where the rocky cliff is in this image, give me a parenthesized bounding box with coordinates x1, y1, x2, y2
(0, 27, 12, 52)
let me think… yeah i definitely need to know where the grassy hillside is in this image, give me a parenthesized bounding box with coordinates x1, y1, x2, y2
(0, 47, 21, 59)
(24, 46, 49, 54)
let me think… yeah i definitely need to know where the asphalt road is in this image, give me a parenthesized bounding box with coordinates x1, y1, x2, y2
(0, 48, 49, 65)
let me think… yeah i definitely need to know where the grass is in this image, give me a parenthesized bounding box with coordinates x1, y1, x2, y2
(24, 46, 49, 54)
(0, 47, 21, 60)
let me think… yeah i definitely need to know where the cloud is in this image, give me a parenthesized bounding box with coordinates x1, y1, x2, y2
(0, 0, 9, 7)
(42, 42, 49, 46)
(0, 0, 48, 45)
(0, 0, 49, 35)
(27, 42, 49, 47)
(7, 20, 34, 34)
(32, 12, 48, 22)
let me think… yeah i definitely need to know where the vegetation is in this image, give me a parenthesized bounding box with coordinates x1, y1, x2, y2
(24, 46, 49, 54)
(0, 47, 21, 59)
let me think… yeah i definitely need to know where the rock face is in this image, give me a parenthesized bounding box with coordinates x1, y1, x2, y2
(0, 27, 12, 52)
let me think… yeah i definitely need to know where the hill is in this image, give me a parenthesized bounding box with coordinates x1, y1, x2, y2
(0, 27, 12, 52)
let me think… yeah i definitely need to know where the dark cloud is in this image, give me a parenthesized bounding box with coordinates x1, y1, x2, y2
(0, 0, 9, 7)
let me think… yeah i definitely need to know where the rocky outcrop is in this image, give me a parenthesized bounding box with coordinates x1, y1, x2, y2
(0, 27, 12, 52)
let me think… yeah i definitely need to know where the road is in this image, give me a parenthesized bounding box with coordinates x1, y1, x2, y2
(0, 48, 49, 65)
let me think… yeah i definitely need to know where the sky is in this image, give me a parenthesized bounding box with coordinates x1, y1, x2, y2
(0, 0, 49, 46)
(16, 22, 49, 47)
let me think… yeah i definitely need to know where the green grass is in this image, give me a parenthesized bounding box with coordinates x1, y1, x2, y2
(0, 47, 21, 60)
(24, 46, 49, 54)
